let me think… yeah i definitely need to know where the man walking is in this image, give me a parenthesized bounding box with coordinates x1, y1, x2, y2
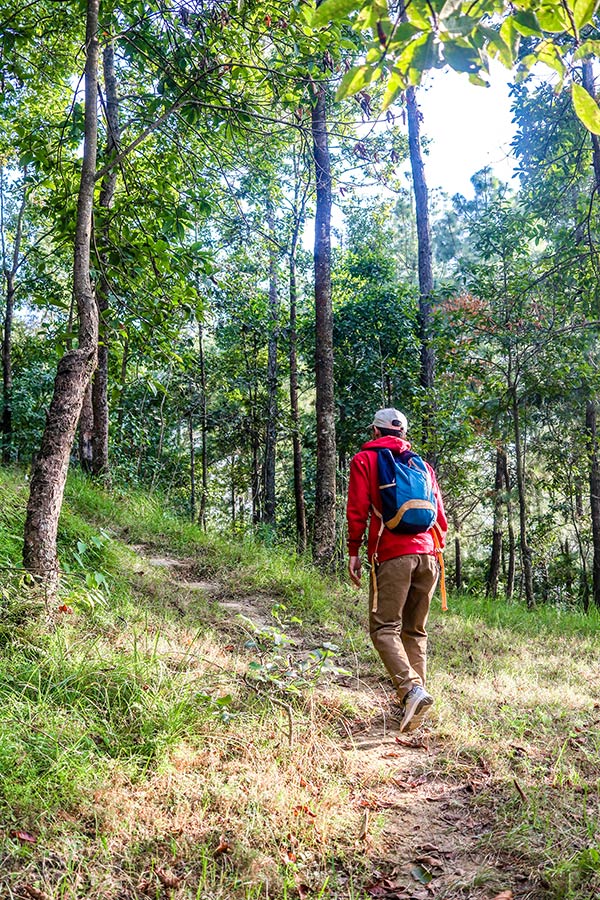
(346, 409, 447, 732)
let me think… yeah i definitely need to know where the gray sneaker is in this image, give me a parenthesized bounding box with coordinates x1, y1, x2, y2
(400, 685, 433, 733)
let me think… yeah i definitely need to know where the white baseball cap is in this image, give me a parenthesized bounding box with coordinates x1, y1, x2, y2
(371, 408, 408, 432)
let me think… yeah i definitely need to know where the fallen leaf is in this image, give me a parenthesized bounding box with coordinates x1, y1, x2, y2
(292, 804, 317, 818)
(381, 751, 402, 758)
(137, 880, 153, 895)
(491, 893, 513, 900)
(156, 868, 182, 888)
(415, 855, 443, 869)
(297, 882, 310, 899)
(20, 886, 50, 900)
(214, 836, 232, 856)
(395, 736, 428, 749)
(365, 876, 407, 898)
(223, 644, 234, 651)
(281, 848, 297, 864)
(411, 864, 434, 885)
(11, 830, 37, 844)
(57, 604, 73, 614)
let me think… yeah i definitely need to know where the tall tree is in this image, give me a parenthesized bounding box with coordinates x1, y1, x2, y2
(23, 0, 100, 591)
(311, 81, 337, 569)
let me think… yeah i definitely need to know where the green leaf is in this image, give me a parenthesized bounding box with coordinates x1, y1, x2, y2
(443, 40, 481, 73)
(536, 4, 570, 32)
(382, 68, 406, 109)
(572, 81, 600, 134)
(574, 0, 599, 29)
(512, 9, 541, 36)
(439, 0, 464, 19)
(313, 0, 362, 27)
(386, 21, 422, 48)
(76, 540, 88, 555)
(574, 39, 600, 58)
(335, 64, 374, 100)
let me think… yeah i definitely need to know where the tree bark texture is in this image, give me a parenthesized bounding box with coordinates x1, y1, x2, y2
(311, 85, 337, 570)
(511, 390, 534, 607)
(501, 450, 516, 600)
(198, 322, 208, 530)
(406, 86, 435, 443)
(486, 447, 505, 598)
(189, 411, 195, 522)
(23, 0, 100, 589)
(582, 60, 600, 610)
(2, 176, 26, 464)
(586, 400, 600, 608)
(91, 40, 120, 478)
(263, 207, 279, 527)
(289, 221, 307, 553)
(78, 381, 94, 472)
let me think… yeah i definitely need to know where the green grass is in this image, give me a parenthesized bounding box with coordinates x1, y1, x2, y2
(0, 468, 600, 897)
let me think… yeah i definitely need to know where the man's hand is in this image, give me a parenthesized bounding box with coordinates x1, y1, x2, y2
(348, 555, 362, 587)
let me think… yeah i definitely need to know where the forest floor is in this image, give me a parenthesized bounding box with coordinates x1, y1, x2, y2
(116, 547, 544, 900)
(1, 472, 599, 900)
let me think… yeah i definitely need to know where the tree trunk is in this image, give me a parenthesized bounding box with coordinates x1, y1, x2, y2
(91, 40, 121, 478)
(198, 321, 208, 530)
(78, 382, 94, 472)
(289, 190, 307, 554)
(582, 60, 600, 611)
(311, 84, 336, 570)
(263, 207, 279, 527)
(1, 175, 26, 465)
(501, 450, 516, 600)
(511, 389, 534, 607)
(116, 336, 128, 435)
(586, 400, 600, 608)
(406, 86, 435, 450)
(486, 447, 505, 598)
(23, 0, 100, 591)
(189, 410, 195, 523)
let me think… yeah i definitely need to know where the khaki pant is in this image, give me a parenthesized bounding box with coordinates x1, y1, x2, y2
(369, 554, 439, 701)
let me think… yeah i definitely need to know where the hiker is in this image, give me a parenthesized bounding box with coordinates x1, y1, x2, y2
(346, 408, 447, 733)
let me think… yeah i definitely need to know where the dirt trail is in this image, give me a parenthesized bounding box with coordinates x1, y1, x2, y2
(142, 550, 527, 900)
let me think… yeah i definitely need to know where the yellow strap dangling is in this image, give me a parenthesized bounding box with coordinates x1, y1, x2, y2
(431, 524, 448, 612)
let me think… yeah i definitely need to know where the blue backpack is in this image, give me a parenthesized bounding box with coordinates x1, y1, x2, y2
(369, 448, 437, 534)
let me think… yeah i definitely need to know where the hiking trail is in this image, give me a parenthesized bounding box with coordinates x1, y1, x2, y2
(136, 548, 534, 900)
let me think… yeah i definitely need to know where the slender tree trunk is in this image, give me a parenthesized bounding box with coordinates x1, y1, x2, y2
(116, 337, 128, 435)
(289, 195, 308, 553)
(231, 454, 236, 528)
(586, 400, 600, 608)
(263, 207, 279, 527)
(2, 178, 26, 465)
(91, 40, 121, 478)
(582, 59, 600, 610)
(511, 389, 534, 607)
(78, 382, 94, 471)
(189, 410, 195, 523)
(311, 84, 336, 569)
(502, 450, 516, 600)
(406, 86, 435, 451)
(198, 321, 208, 530)
(486, 447, 505, 598)
(23, 0, 100, 591)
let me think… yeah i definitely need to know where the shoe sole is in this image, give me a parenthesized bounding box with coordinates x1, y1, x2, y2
(400, 694, 433, 733)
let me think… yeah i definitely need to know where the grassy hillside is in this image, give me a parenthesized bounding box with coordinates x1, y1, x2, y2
(0, 469, 599, 899)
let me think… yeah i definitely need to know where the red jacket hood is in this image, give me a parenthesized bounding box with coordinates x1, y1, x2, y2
(361, 436, 412, 453)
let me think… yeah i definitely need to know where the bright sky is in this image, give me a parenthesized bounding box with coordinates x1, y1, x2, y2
(414, 62, 517, 198)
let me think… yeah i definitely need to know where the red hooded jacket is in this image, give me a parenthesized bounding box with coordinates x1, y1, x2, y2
(346, 436, 447, 563)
